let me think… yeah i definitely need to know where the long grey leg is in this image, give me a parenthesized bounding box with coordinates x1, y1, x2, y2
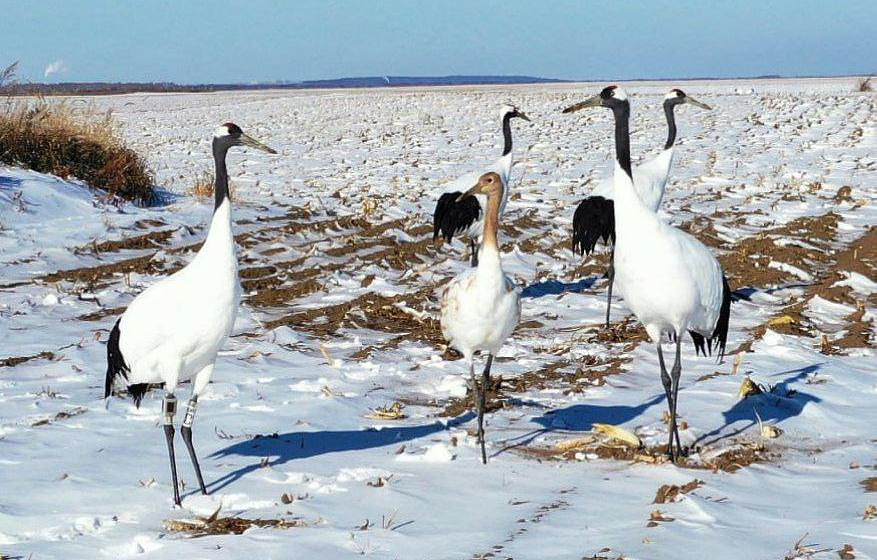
(468, 360, 479, 440)
(657, 344, 675, 459)
(180, 395, 207, 495)
(468, 359, 486, 464)
(469, 239, 479, 267)
(605, 244, 615, 329)
(162, 393, 181, 506)
(669, 337, 684, 459)
(477, 354, 494, 464)
(467, 360, 478, 437)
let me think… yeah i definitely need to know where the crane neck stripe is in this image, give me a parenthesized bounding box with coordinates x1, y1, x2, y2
(663, 100, 678, 150)
(613, 102, 632, 179)
(213, 143, 230, 212)
(501, 112, 513, 156)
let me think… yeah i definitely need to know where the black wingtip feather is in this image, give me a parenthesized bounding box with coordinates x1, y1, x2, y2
(127, 384, 150, 408)
(688, 274, 732, 361)
(713, 274, 732, 360)
(104, 318, 129, 400)
(689, 331, 707, 356)
(572, 196, 615, 256)
(433, 192, 481, 243)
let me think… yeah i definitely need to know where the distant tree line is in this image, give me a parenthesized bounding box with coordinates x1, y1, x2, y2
(0, 75, 568, 96)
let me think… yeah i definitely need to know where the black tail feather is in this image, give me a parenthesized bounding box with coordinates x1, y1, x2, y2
(105, 318, 129, 398)
(572, 196, 615, 256)
(433, 192, 481, 243)
(689, 274, 732, 360)
(713, 274, 732, 359)
(689, 331, 707, 356)
(128, 383, 150, 408)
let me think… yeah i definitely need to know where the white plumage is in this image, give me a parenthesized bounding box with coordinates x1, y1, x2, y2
(588, 147, 674, 213)
(433, 104, 530, 266)
(440, 171, 521, 464)
(441, 258, 520, 360)
(105, 122, 276, 506)
(612, 162, 726, 343)
(571, 86, 729, 461)
(565, 88, 712, 328)
(117, 199, 240, 394)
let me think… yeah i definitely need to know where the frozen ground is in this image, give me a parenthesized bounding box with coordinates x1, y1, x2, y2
(0, 77, 875, 559)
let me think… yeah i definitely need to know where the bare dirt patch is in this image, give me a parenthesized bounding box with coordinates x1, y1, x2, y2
(654, 479, 704, 503)
(80, 229, 175, 254)
(165, 514, 305, 537)
(512, 438, 773, 473)
(720, 213, 840, 290)
(439, 373, 505, 418)
(860, 477, 877, 493)
(265, 287, 444, 346)
(78, 306, 125, 321)
(0, 351, 56, 368)
(732, 225, 875, 354)
(30, 406, 87, 427)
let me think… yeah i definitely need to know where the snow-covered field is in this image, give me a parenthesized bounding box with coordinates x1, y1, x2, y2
(1, 77, 875, 559)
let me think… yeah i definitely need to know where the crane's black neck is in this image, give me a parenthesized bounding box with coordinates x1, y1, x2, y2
(212, 140, 230, 211)
(663, 99, 678, 150)
(501, 112, 514, 156)
(612, 102, 632, 179)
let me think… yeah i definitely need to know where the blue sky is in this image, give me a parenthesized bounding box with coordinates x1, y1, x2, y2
(4, 0, 875, 83)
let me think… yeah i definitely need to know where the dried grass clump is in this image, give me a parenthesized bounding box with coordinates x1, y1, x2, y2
(0, 61, 16, 87)
(0, 97, 155, 204)
(856, 76, 873, 92)
(190, 171, 214, 198)
(189, 171, 233, 200)
(165, 513, 305, 537)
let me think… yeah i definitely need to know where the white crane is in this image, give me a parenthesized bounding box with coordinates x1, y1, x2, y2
(433, 103, 530, 267)
(104, 123, 276, 505)
(563, 89, 711, 328)
(568, 86, 730, 461)
(440, 171, 521, 463)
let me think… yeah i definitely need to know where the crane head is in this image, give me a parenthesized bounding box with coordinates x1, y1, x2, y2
(561, 85, 629, 114)
(665, 89, 712, 111)
(500, 103, 531, 122)
(457, 172, 503, 202)
(213, 123, 277, 154)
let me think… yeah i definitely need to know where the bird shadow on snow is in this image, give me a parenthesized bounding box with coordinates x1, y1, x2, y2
(0, 175, 23, 190)
(693, 363, 822, 447)
(732, 284, 810, 301)
(149, 187, 185, 207)
(497, 364, 822, 457)
(495, 394, 667, 456)
(521, 277, 600, 299)
(205, 412, 475, 494)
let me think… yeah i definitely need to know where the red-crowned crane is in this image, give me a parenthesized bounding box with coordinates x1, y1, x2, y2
(569, 86, 730, 461)
(563, 89, 711, 328)
(440, 172, 521, 464)
(433, 104, 530, 267)
(105, 123, 276, 505)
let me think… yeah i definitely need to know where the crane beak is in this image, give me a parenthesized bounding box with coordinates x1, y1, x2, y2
(561, 95, 602, 114)
(685, 96, 712, 111)
(456, 183, 480, 202)
(239, 133, 278, 154)
(516, 110, 532, 122)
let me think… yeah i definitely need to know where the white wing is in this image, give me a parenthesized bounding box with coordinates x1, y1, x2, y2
(632, 148, 674, 212)
(585, 148, 673, 213)
(663, 226, 724, 334)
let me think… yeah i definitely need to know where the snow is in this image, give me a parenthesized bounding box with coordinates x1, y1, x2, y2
(0, 77, 876, 559)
